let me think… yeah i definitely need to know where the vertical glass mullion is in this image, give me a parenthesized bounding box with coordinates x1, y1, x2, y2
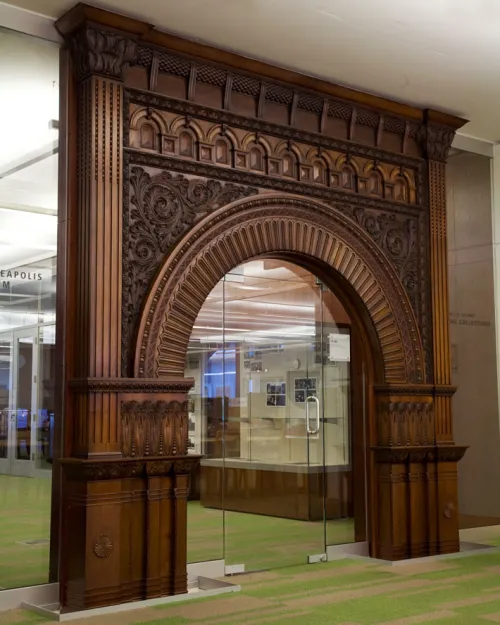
(222, 275, 227, 562)
(320, 284, 327, 552)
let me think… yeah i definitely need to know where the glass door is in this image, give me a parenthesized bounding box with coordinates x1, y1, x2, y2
(222, 266, 328, 572)
(186, 259, 363, 575)
(0, 328, 38, 477)
(320, 312, 355, 549)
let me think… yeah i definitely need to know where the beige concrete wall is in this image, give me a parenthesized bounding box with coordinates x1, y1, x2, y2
(447, 150, 500, 518)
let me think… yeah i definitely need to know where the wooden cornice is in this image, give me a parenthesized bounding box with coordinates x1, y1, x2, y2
(56, 3, 468, 131)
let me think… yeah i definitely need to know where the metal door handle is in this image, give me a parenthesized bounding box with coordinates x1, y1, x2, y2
(305, 395, 320, 435)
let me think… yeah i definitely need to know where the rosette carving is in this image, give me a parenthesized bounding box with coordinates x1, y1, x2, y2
(93, 535, 113, 559)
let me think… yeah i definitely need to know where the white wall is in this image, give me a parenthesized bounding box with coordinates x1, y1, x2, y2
(447, 150, 500, 518)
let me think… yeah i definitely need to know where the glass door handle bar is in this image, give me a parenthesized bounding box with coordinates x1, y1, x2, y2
(305, 395, 320, 435)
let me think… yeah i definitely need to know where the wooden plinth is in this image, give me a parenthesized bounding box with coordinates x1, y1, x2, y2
(59, 456, 199, 613)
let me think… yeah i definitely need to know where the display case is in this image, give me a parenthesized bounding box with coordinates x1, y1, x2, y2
(186, 329, 352, 521)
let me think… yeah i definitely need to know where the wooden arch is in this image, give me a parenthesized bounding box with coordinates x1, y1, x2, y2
(134, 194, 425, 384)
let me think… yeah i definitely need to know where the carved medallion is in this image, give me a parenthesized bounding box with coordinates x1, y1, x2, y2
(93, 535, 114, 559)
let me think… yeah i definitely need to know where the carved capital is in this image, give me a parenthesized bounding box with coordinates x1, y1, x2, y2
(373, 445, 467, 464)
(173, 456, 200, 475)
(60, 459, 145, 482)
(121, 399, 189, 458)
(417, 124, 455, 162)
(69, 26, 137, 81)
(69, 377, 194, 393)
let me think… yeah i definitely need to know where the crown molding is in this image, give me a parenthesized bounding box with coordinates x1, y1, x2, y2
(56, 3, 467, 131)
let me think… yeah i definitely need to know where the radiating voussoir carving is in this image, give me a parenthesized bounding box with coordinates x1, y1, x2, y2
(121, 399, 189, 458)
(122, 165, 258, 374)
(134, 194, 425, 385)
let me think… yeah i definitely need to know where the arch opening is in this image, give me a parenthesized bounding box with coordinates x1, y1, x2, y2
(184, 258, 373, 569)
(134, 194, 424, 386)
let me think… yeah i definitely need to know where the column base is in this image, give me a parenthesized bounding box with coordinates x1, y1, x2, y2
(58, 456, 199, 612)
(373, 445, 467, 561)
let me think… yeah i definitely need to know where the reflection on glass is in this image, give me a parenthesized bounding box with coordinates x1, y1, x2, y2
(186, 260, 362, 572)
(186, 278, 224, 564)
(37, 326, 55, 471)
(0, 26, 58, 590)
(0, 339, 11, 460)
(15, 337, 33, 462)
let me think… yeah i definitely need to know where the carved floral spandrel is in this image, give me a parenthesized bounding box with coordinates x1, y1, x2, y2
(121, 165, 258, 374)
(121, 399, 189, 458)
(122, 90, 432, 380)
(134, 195, 426, 385)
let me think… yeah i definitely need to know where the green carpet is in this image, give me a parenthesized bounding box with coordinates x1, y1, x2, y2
(0, 475, 51, 589)
(188, 502, 354, 569)
(4, 475, 500, 625)
(6, 549, 500, 624)
(0, 475, 355, 588)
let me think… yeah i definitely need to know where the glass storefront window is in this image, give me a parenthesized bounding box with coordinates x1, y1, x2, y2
(0, 26, 58, 590)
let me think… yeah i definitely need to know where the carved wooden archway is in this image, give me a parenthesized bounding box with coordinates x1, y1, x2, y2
(54, 3, 468, 613)
(134, 194, 425, 386)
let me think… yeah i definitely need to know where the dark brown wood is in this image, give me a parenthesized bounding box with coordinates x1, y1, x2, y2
(56, 4, 466, 129)
(50, 45, 76, 585)
(200, 464, 352, 522)
(53, 1, 468, 612)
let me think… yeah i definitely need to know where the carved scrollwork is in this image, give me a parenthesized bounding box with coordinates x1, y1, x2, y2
(121, 399, 189, 458)
(146, 460, 173, 476)
(134, 194, 425, 385)
(61, 461, 144, 482)
(122, 165, 258, 374)
(173, 456, 199, 476)
(69, 27, 138, 81)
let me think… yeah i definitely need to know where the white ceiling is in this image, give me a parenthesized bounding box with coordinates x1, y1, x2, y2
(4, 0, 500, 141)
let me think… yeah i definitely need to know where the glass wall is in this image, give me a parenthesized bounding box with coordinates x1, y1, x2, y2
(0, 26, 58, 589)
(186, 260, 363, 572)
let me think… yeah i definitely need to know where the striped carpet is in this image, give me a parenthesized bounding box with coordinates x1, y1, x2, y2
(3, 475, 500, 624)
(5, 545, 500, 624)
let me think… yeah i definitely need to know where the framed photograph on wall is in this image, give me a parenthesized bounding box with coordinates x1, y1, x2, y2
(293, 377, 317, 402)
(265, 381, 286, 407)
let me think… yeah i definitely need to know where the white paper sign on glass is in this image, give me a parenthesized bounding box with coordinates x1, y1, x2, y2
(328, 333, 350, 362)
